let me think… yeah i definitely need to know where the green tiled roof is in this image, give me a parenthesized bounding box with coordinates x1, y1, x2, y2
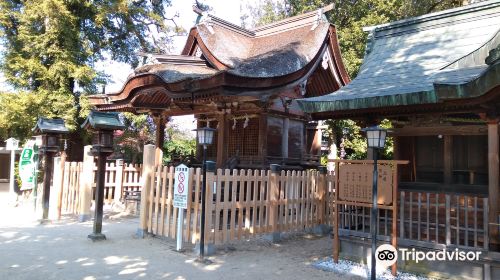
(81, 111, 125, 130)
(33, 118, 69, 134)
(298, 0, 500, 113)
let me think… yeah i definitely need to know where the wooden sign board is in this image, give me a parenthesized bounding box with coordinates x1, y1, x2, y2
(338, 164, 393, 205)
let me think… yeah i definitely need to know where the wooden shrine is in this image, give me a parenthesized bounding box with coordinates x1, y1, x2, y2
(89, 6, 349, 169)
(299, 2, 500, 250)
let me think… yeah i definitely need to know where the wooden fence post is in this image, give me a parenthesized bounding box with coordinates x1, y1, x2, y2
(50, 156, 63, 220)
(202, 161, 216, 254)
(78, 146, 94, 222)
(445, 194, 451, 246)
(55, 152, 66, 220)
(137, 144, 155, 238)
(267, 164, 281, 242)
(314, 166, 329, 234)
(114, 159, 124, 204)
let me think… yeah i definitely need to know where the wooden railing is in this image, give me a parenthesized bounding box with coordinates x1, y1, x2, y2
(144, 166, 326, 244)
(140, 165, 491, 253)
(59, 160, 142, 215)
(333, 191, 490, 251)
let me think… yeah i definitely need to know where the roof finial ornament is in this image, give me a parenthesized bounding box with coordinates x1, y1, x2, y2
(322, 51, 330, 70)
(299, 79, 307, 96)
(311, 3, 333, 30)
(193, 0, 213, 34)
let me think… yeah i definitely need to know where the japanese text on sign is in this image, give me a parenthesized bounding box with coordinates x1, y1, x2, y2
(173, 164, 190, 209)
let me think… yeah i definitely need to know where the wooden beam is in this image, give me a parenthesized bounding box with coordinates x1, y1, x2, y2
(216, 114, 227, 168)
(154, 115, 166, 165)
(282, 117, 289, 159)
(444, 135, 453, 185)
(391, 125, 487, 136)
(258, 114, 268, 166)
(487, 121, 499, 248)
(312, 124, 322, 156)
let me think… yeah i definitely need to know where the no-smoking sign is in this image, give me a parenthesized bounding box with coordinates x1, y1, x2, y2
(173, 164, 190, 209)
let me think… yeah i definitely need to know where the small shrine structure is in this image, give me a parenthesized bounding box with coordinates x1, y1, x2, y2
(89, 6, 350, 169)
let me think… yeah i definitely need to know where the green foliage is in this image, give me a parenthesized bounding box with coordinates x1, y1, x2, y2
(163, 125, 196, 163)
(0, 0, 178, 142)
(114, 113, 155, 163)
(248, 0, 289, 27)
(247, 0, 462, 160)
(0, 91, 75, 142)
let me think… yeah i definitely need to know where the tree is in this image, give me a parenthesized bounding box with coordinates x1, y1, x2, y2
(0, 0, 181, 146)
(247, 0, 289, 27)
(114, 113, 156, 163)
(0, 90, 75, 141)
(163, 124, 196, 163)
(246, 0, 463, 159)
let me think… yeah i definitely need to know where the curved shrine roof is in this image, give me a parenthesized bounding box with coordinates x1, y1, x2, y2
(298, 0, 500, 116)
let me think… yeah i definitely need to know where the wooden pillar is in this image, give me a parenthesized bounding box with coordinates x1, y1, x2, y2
(216, 114, 227, 168)
(317, 166, 327, 225)
(78, 145, 94, 222)
(137, 144, 155, 238)
(154, 115, 166, 165)
(269, 164, 281, 239)
(53, 154, 66, 220)
(114, 159, 124, 203)
(444, 135, 453, 185)
(311, 124, 322, 156)
(393, 136, 399, 160)
(487, 121, 499, 248)
(282, 118, 289, 160)
(258, 114, 268, 167)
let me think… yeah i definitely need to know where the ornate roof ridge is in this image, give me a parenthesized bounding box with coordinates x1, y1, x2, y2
(363, 0, 500, 34)
(199, 4, 334, 38)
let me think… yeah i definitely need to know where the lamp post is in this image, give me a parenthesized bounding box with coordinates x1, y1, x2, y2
(5, 138, 19, 199)
(82, 111, 125, 241)
(33, 118, 69, 220)
(361, 125, 388, 280)
(193, 126, 216, 260)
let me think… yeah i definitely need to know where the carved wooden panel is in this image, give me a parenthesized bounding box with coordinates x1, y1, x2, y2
(338, 164, 393, 205)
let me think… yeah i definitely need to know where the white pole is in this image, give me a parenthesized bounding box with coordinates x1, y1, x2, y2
(176, 209, 184, 251)
(9, 149, 15, 198)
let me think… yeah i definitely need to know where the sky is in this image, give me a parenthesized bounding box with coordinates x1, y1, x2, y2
(96, 0, 256, 132)
(99, 0, 251, 93)
(0, 0, 258, 132)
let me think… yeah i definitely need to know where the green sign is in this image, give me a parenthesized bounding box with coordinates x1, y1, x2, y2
(19, 140, 38, 190)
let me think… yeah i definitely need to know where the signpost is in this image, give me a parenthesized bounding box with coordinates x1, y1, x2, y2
(174, 164, 189, 251)
(5, 138, 19, 198)
(19, 140, 38, 191)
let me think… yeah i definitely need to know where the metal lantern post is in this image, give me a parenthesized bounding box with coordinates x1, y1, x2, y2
(33, 118, 69, 220)
(193, 126, 216, 260)
(82, 111, 125, 241)
(361, 125, 388, 280)
(5, 138, 19, 198)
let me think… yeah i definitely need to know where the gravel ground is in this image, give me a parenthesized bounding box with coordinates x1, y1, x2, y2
(0, 186, 358, 280)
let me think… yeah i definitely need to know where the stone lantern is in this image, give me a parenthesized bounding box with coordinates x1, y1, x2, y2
(33, 118, 69, 220)
(82, 111, 125, 241)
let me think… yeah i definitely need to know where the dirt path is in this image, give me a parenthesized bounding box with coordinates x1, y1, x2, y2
(0, 190, 360, 280)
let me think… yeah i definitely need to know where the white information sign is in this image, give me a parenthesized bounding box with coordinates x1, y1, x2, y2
(173, 164, 189, 209)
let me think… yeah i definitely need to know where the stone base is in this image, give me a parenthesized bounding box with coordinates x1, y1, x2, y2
(313, 224, 331, 235)
(88, 233, 106, 241)
(194, 243, 216, 256)
(78, 214, 91, 222)
(38, 218, 52, 225)
(136, 228, 147, 238)
(263, 232, 281, 243)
